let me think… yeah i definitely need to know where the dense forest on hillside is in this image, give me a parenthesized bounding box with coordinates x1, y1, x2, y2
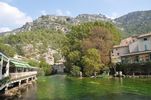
(0, 29, 67, 60)
(0, 29, 67, 75)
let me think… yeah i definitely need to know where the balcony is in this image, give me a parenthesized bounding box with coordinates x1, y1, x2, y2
(10, 71, 37, 81)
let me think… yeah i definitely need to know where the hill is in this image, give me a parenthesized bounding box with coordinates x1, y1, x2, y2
(2, 10, 151, 64)
(1, 14, 111, 35)
(0, 14, 113, 64)
(115, 10, 151, 37)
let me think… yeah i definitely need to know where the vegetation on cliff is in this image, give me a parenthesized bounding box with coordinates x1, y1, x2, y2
(115, 10, 151, 37)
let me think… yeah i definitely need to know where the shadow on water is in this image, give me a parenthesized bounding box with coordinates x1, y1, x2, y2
(78, 92, 151, 100)
(0, 82, 37, 100)
(99, 92, 151, 100)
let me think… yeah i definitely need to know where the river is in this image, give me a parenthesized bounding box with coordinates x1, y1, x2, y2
(2, 75, 151, 100)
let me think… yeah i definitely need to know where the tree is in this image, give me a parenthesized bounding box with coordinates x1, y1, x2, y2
(67, 51, 81, 63)
(70, 65, 81, 77)
(62, 21, 121, 76)
(2, 29, 67, 59)
(82, 27, 114, 64)
(28, 59, 39, 67)
(0, 43, 16, 57)
(39, 59, 52, 76)
(82, 48, 104, 76)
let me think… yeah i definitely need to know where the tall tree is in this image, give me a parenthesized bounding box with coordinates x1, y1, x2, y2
(82, 48, 103, 76)
(63, 21, 121, 76)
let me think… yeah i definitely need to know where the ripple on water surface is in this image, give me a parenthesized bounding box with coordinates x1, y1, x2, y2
(1, 75, 151, 100)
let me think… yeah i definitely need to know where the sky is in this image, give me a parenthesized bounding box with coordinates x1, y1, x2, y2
(0, 0, 151, 32)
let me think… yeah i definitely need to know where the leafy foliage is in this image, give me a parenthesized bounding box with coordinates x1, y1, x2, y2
(63, 21, 121, 76)
(39, 59, 52, 76)
(28, 59, 39, 67)
(70, 65, 81, 77)
(0, 43, 16, 57)
(0, 29, 67, 76)
(82, 48, 103, 76)
(115, 62, 151, 75)
(2, 29, 67, 56)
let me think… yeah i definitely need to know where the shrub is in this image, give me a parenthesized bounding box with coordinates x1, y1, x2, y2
(70, 65, 81, 77)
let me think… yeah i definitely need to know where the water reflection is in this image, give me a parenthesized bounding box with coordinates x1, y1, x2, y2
(0, 82, 37, 100)
(20, 82, 37, 100)
(1, 75, 151, 100)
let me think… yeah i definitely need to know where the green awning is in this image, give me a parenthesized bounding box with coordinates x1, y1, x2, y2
(10, 59, 35, 69)
(10, 60, 29, 68)
(0, 52, 37, 69)
(0, 53, 9, 62)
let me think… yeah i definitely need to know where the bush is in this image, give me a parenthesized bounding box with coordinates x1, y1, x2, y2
(0, 43, 16, 57)
(39, 59, 52, 76)
(115, 62, 151, 75)
(70, 65, 81, 77)
(82, 48, 103, 76)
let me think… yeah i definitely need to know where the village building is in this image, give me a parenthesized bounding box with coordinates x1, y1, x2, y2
(111, 33, 151, 64)
(52, 58, 65, 73)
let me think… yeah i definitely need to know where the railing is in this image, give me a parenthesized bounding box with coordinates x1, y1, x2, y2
(10, 71, 37, 80)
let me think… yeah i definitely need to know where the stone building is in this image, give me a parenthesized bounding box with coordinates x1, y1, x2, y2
(111, 33, 151, 64)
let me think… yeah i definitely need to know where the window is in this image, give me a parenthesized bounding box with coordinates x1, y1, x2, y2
(144, 44, 148, 51)
(135, 56, 139, 62)
(144, 38, 147, 41)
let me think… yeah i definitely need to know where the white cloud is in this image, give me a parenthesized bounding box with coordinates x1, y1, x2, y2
(0, 2, 32, 30)
(41, 10, 47, 15)
(0, 27, 11, 33)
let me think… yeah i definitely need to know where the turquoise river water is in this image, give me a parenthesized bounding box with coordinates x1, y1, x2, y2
(2, 75, 151, 100)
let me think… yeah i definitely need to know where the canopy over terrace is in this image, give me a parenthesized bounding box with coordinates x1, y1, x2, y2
(0, 52, 38, 83)
(10, 59, 35, 68)
(9, 59, 38, 80)
(9, 59, 38, 73)
(0, 52, 9, 62)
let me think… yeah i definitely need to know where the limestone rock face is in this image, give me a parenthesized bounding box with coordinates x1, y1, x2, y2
(1, 14, 112, 35)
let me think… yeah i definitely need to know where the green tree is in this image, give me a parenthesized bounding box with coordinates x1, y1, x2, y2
(67, 51, 81, 63)
(70, 65, 81, 77)
(0, 43, 16, 57)
(28, 59, 39, 67)
(82, 48, 104, 76)
(2, 29, 67, 59)
(62, 21, 121, 76)
(39, 59, 52, 76)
